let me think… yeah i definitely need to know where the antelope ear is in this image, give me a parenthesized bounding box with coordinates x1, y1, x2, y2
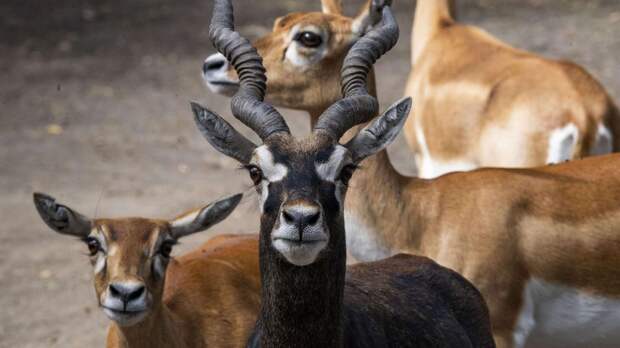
(169, 193, 243, 239)
(33, 192, 92, 237)
(191, 102, 257, 164)
(345, 97, 411, 163)
(352, 0, 392, 35)
(321, 0, 343, 15)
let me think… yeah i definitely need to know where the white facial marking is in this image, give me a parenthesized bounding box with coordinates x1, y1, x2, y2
(272, 203, 328, 266)
(547, 123, 578, 164)
(590, 124, 613, 156)
(315, 145, 348, 183)
(91, 227, 108, 275)
(514, 278, 620, 348)
(152, 255, 166, 279)
(285, 25, 327, 69)
(253, 146, 288, 212)
(344, 212, 392, 262)
(254, 146, 287, 181)
(415, 121, 477, 178)
(315, 145, 350, 208)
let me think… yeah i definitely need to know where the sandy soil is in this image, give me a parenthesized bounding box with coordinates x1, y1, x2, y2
(1, 0, 618, 346)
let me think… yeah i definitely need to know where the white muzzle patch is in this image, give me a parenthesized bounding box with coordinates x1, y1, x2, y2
(271, 204, 328, 266)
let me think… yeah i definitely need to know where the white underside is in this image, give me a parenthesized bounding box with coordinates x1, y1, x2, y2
(546, 123, 579, 164)
(414, 122, 477, 178)
(514, 278, 620, 348)
(590, 124, 613, 156)
(344, 212, 391, 262)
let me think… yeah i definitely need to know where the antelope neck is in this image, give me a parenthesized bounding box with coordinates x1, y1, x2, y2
(255, 219, 347, 347)
(308, 107, 428, 259)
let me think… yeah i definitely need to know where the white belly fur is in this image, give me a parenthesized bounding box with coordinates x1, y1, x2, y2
(344, 212, 392, 262)
(414, 121, 477, 178)
(514, 278, 620, 348)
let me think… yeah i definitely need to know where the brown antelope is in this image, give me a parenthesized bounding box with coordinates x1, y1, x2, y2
(193, 1, 495, 347)
(33, 192, 261, 348)
(404, 0, 620, 178)
(201, 1, 620, 347)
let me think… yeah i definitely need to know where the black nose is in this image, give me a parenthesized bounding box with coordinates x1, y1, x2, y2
(109, 283, 145, 304)
(203, 59, 226, 74)
(282, 206, 321, 230)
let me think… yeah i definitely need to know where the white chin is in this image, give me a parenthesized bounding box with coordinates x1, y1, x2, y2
(272, 239, 328, 266)
(204, 80, 239, 97)
(103, 308, 148, 327)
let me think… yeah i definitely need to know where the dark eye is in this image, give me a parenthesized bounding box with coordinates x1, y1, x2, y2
(338, 164, 358, 186)
(246, 165, 264, 186)
(159, 242, 174, 258)
(295, 31, 323, 48)
(86, 237, 101, 256)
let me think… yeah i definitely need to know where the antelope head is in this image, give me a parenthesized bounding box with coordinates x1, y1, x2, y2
(32, 192, 242, 326)
(194, 0, 409, 266)
(202, 0, 390, 112)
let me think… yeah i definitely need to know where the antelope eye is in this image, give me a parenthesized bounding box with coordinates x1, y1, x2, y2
(338, 164, 358, 186)
(246, 165, 264, 186)
(159, 242, 174, 258)
(295, 31, 323, 48)
(86, 237, 101, 256)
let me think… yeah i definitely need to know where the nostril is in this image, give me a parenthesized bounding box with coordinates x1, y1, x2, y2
(306, 211, 320, 226)
(109, 284, 121, 297)
(282, 210, 295, 224)
(203, 60, 225, 73)
(127, 285, 145, 302)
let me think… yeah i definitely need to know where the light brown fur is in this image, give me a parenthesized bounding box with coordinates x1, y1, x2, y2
(404, 0, 619, 176)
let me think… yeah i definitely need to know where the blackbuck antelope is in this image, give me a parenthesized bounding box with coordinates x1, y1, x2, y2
(404, 0, 620, 177)
(202, 1, 620, 347)
(193, 1, 495, 347)
(33, 192, 261, 348)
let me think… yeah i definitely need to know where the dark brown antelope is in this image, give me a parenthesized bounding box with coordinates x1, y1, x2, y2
(192, 1, 495, 347)
(33, 192, 261, 348)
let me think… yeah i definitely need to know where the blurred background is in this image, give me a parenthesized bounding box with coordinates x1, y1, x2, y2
(0, 0, 619, 346)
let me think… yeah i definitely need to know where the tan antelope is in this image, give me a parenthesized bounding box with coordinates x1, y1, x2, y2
(201, 1, 620, 347)
(193, 2, 495, 346)
(33, 192, 261, 348)
(404, 0, 620, 178)
(203, 0, 620, 179)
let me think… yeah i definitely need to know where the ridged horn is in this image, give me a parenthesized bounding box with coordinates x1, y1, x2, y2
(314, 5, 398, 140)
(209, 0, 290, 140)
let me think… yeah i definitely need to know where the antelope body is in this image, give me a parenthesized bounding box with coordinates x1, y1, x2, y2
(202, 1, 620, 347)
(196, 1, 495, 346)
(33, 193, 261, 348)
(404, 0, 620, 178)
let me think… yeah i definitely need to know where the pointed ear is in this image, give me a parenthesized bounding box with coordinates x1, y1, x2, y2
(169, 193, 243, 239)
(191, 102, 257, 164)
(33, 193, 92, 237)
(345, 97, 411, 163)
(352, 0, 392, 35)
(321, 0, 342, 15)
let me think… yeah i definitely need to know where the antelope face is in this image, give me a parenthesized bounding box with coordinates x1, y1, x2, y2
(33, 192, 243, 326)
(85, 219, 170, 326)
(194, 96, 411, 267)
(245, 134, 357, 266)
(202, 0, 382, 110)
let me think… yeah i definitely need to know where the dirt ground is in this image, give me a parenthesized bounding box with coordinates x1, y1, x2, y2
(1, 0, 618, 346)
